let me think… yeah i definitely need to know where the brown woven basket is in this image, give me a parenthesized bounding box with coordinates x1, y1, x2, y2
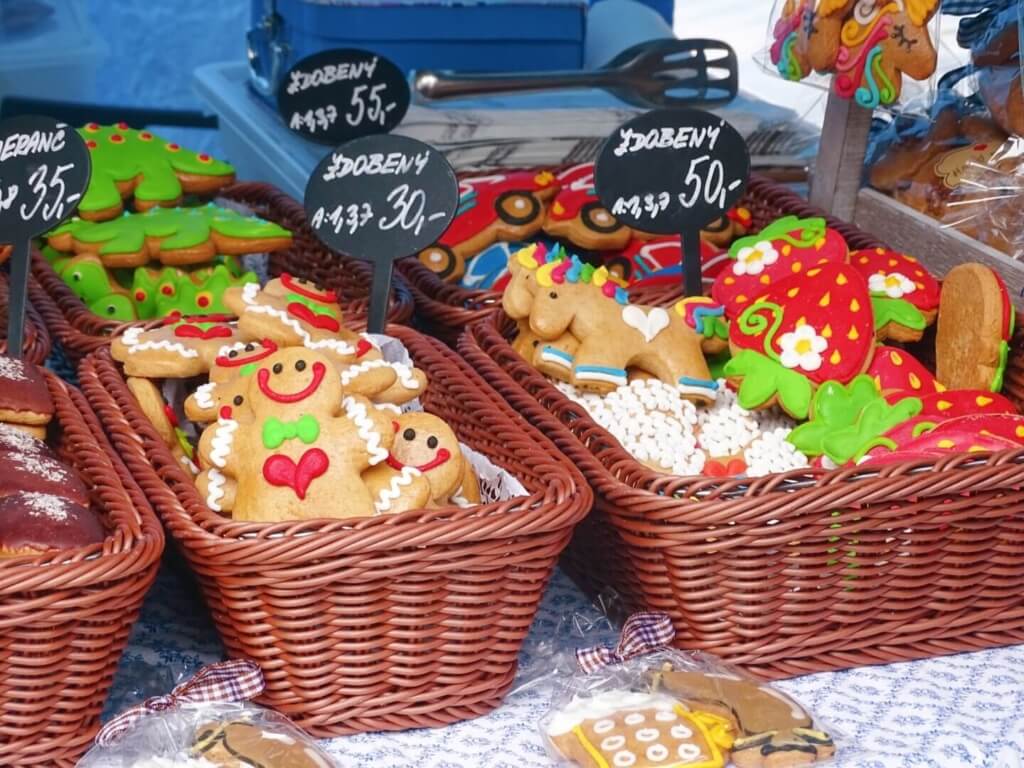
(30, 181, 415, 364)
(398, 174, 882, 346)
(458, 179, 1024, 680)
(0, 372, 164, 766)
(77, 325, 592, 736)
(0, 273, 52, 364)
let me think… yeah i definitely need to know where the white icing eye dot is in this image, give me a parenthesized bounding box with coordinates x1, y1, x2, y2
(429, 252, 442, 263)
(613, 750, 637, 767)
(670, 724, 694, 740)
(655, 711, 678, 722)
(601, 735, 626, 751)
(646, 744, 669, 762)
(593, 719, 615, 734)
(677, 743, 702, 761)
(635, 728, 660, 743)
(514, 199, 527, 209)
(624, 713, 645, 726)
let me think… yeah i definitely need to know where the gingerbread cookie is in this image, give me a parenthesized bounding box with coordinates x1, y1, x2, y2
(861, 430, 1019, 467)
(772, 0, 850, 80)
(195, 347, 394, 522)
(850, 248, 938, 342)
(867, 345, 943, 396)
(47, 204, 292, 268)
(77, 123, 236, 221)
(0, 356, 54, 434)
(418, 170, 559, 282)
(111, 316, 241, 378)
(191, 720, 333, 768)
(725, 263, 876, 419)
(127, 377, 195, 473)
(504, 245, 716, 399)
(911, 389, 1016, 419)
(58, 253, 137, 322)
(547, 690, 735, 768)
(650, 665, 835, 768)
(711, 216, 848, 320)
(868, 103, 962, 195)
(979, 66, 1024, 139)
(543, 164, 631, 252)
(935, 263, 1015, 392)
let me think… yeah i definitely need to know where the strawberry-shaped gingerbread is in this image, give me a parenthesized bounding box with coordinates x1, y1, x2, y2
(725, 262, 875, 419)
(861, 431, 1019, 467)
(711, 215, 848, 320)
(111, 314, 241, 377)
(76, 123, 236, 221)
(867, 345, 943, 396)
(850, 248, 939, 342)
(195, 347, 394, 522)
(911, 389, 1016, 419)
(362, 412, 480, 515)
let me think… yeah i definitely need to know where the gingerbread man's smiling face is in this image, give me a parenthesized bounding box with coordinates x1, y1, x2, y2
(388, 413, 462, 499)
(245, 348, 342, 419)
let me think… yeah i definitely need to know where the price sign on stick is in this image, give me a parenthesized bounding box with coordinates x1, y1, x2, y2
(595, 108, 749, 297)
(304, 134, 458, 333)
(0, 115, 90, 358)
(278, 49, 411, 145)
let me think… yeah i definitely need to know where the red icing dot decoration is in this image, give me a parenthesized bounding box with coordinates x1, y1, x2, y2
(198, 153, 212, 163)
(84, 123, 99, 132)
(110, 134, 125, 144)
(161, 285, 174, 296)
(166, 143, 181, 152)
(116, 121, 129, 130)
(134, 290, 146, 302)
(219, 406, 232, 420)
(139, 131, 153, 141)
(86, 140, 97, 149)
(197, 294, 211, 308)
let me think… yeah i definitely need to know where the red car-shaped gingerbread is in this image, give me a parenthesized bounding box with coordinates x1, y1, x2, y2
(543, 163, 631, 252)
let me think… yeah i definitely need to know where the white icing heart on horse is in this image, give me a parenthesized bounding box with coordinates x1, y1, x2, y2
(621, 306, 670, 343)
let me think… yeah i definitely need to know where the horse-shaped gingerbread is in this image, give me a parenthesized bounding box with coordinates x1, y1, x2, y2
(504, 245, 720, 400)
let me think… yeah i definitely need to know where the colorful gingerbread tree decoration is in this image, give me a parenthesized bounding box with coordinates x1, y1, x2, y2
(850, 248, 939, 342)
(724, 262, 875, 419)
(711, 215, 848, 319)
(76, 123, 236, 220)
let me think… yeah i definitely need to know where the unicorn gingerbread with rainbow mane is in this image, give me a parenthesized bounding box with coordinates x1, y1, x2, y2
(504, 244, 725, 400)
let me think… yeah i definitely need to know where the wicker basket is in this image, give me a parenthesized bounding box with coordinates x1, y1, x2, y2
(77, 325, 592, 736)
(457, 179, 1024, 681)
(0, 372, 164, 766)
(398, 174, 882, 346)
(30, 182, 415, 364)
(0, 273, 52, 364)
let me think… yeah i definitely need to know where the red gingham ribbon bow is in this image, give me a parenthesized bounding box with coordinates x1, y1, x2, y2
(96, 660, 265, 746)
(575, 612, 676, 674)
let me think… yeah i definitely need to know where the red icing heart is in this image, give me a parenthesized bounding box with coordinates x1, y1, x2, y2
(262, 448, 329, 500)
(849, 248, 940, 312)
(174, 324, 233, 340)
(356, 338, 373, 358)
(729, 262, 874, 385)
(287, 302, 341, 333)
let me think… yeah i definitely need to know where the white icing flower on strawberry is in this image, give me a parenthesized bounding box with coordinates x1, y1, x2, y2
(778, 324, 827, 372)
(732, 241, 778, 276)
(868, 271, 916, 298)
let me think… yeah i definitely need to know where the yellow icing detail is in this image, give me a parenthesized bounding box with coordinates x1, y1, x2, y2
(937, 400, 953, 411)
(592, 266, 609, 288)
(907, 255, 918, 262)
(837, 273, 848, 285)
(534, 170, 555, 186)
(848, 326, 859, 341)
(909, 373, 921, 389)
(968, 445, 988, 452)
(915, 282, 925, 290)
(873, 375, 881, 389)
(552, 201, 565, 215)
(792, 261, 803, 273)
(571, 708, 730, 768)
(796, 339, 814, 355)
(535, 261, 559, 287)
(850, 298, 861, 312)
(724, 276, 736, 285)
(982, 430, 994, 437)
(819, 291, 831, 307)
(830, 349, 841, 365)
(782, 244, 792, 256)
(755, 294, 768, 303)
(787, 287, 800, 298)
(889, 259, 899, 267)
(891, 351, 903, 365)
(814, 237, 825, 249)
(807, 268, 822, 277)
(759, 274, 771, 285)
(822, 324, 833, 338)
(859, 256, 870, 264)
(875, 247, 885, 254)
(795, 316, 806, 327)
(737, 294, 748, 304)
(515, 244, 540, 269)
(1016, 426, 1024, 438)
(977, 395, 994, 407)
(937, 439, 955, 449)
(936, 382, 947, 392)
(572, 725, 612, 768)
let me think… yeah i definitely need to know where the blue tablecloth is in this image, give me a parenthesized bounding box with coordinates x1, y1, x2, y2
(108, 553, 1024, 768)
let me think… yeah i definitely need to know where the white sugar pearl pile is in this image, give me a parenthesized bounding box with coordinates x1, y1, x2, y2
(696, 383, 761, 459)
(744, 427, 809, 477)
(556, 379, 705, 475)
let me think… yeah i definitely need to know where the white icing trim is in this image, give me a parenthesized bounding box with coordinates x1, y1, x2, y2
(244, 301, 356, 356)
(450, 486, 473, 508)
(241, 280, 261, 305)
(540, 348, 573, 368)
(121, 326, 199, 358)
(546, 691, 678, 736)
(194, 383, 216, 410)
(209, 417, 238, 468)
(374, 465, 422, 513)
(216, 340, 249, 358)
(375, 403, 402, 414)
(389, 361, 420, 390)
(575, 370, 628, 386)
(206, 469, 226, 512)
(340, 359, 390, 385)
(342, 396, 389, 465)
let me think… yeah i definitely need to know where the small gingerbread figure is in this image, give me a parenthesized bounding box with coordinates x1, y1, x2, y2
(111, 314, 241, 378)
(195, 347, 394, 522)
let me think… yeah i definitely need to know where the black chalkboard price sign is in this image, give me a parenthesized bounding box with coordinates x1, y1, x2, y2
(304, 134, 458, 332)
(0, 115, 90, 358)
(594, 108, 750, 297)
(278, 49, 411, 145)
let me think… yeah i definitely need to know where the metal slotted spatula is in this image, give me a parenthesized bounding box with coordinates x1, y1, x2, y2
(414, 38, 739, 109)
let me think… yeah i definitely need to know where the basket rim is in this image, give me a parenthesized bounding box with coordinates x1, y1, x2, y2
(0, 271, 53, 365)
(461, 307, 1024, 522)
(0, 370, 165, 592)
(78, 325, 592, 564)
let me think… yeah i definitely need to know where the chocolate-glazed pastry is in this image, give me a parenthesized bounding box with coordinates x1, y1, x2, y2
(0, 423, 57, 460)
(0, 356, 54, 427)
(0, 492, 105, 557)
(0, 452, 90, 506)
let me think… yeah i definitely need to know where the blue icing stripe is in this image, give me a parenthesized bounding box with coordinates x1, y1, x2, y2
(614, 287, 629, 305)
(566, 258, 583, 283)
(692, 305, 725, 335)
(576, 365, 627, 381)
(541, 346, 574, 362)
(679, 377, 719, 390)
(855, 45, 884, 109)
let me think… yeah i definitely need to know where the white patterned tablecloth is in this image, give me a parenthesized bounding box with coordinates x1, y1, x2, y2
(109, 554, 1024, 768)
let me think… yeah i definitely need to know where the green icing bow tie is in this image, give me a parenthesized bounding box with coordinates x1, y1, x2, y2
(286, 292, 336, 317)
(262, 414, 321, 449)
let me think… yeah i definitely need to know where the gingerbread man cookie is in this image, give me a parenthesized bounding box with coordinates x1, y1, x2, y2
(195, 347, 394, 522)
(77, 123, 236, 221)
(771, 0, 849, 80)
(127, 376, 196, 474)
(111, 315, 241, 378)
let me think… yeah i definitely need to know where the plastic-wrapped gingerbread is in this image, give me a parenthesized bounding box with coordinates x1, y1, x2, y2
(195, 347, 395, 522)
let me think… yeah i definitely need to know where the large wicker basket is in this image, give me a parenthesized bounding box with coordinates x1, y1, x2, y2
(0, 273, 52, 364)
(398, 174, 881, 346)
(30, 182, 415, 364)
(78, 325, 592, 736)
(0, 372, 164, 766)
(458, 179, 1024, 681)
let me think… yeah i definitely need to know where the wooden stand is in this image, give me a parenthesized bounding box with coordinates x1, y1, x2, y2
(809, 89, 1024, 310)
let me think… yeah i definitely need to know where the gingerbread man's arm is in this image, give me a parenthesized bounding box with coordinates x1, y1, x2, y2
(197, 415, 244, 476)
(338, 395, 396, 469)
(195, 469, 237, 514)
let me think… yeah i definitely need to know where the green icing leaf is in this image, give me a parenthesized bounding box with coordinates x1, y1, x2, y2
(993, 340, 1010, 392)
(787, 373, 922, 465)
(48, 204, 291, 256)
(724, 349, 813, 419)
(707, 350, 732, 381)
(871, 296, 926, 332)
